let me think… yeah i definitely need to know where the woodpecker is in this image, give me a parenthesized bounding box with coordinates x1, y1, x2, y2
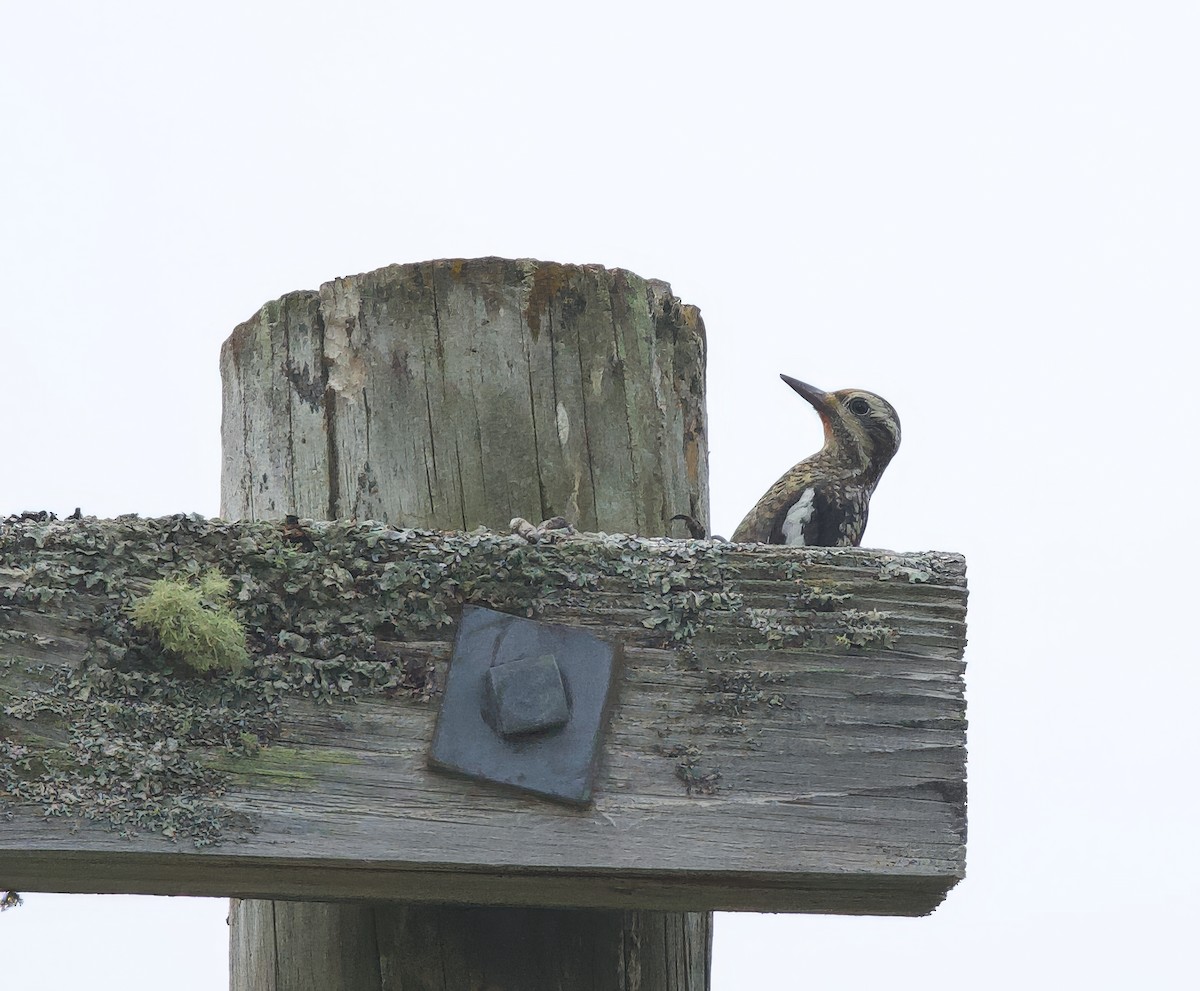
(731, 374, 901, 546)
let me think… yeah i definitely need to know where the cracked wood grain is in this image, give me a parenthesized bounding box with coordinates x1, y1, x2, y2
(182, 256, 959, 989)
(219, 259, 710, 538)
(215, 257, 715, 990)
(0, 521, 966, 916)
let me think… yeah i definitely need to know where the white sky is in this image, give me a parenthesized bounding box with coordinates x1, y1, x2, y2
(3, 2, 1198, 987)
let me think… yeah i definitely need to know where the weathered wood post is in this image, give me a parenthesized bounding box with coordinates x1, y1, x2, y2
(0, 258, 966, 987)
(220, 257, 712, 990)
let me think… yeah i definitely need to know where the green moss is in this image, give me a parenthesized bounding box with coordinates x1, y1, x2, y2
(233, 744, 361, 767)
(205, 743, 364, 789)
(130, 569, 248, 674)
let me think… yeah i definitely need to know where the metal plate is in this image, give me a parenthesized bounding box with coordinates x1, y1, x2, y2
(429, 605, 623, 805)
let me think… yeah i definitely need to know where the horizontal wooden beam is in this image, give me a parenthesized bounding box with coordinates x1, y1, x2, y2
(0, 516, 967, 915)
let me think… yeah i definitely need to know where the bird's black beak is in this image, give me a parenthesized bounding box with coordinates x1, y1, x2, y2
(780, 374, 831, 414)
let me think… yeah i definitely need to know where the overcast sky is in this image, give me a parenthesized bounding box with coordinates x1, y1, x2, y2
(3, 2, 1198, 988)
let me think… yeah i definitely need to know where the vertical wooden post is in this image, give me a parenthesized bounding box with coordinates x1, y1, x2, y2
(221, 258, 711, 991)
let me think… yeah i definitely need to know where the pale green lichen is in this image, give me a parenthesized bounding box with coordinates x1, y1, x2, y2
(130, 569, 249, 674)
(836, 608, 899, 649)
(0, 514, 931, 829)
(706, 668, 788, 716)
(668, 744, 721, 795)
(744, 607, 807, 645)
(877, 551, 961, 583)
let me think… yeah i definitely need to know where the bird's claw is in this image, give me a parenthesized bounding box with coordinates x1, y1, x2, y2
(670, 514, 708, 539)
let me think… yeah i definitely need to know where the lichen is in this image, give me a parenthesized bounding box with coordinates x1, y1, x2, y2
(706, 668, 788, 716)
(668, 744, 721, 796)
(635, 541, 741, 641)
(2, 667, 270, 846)
(743, 607, 807, 645)
(130, 569, 249, 674)
(0, 514, 928, 832)
(877, 552, 958, 584)
(835, 608, 899, 649)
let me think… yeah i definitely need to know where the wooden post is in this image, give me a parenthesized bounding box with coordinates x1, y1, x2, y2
(0, 258, 966, 979)
(220, 258, 712, 990)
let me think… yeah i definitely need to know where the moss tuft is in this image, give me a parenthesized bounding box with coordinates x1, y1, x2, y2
(130, 569, 249, 674)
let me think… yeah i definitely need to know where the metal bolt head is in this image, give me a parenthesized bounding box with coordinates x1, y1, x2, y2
(429, 605, 623, 805)
(482, 653, 569, 738)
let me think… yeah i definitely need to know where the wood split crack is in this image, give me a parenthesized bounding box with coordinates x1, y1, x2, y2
(282, 310, 298, 514)
(526, 360, 548, 521)
(610, 298, 642, 533)
(560, 304, 599, 525)
(315, 306, 340, 522)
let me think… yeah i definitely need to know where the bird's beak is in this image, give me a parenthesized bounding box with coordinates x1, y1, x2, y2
(780, 374, 832, 414)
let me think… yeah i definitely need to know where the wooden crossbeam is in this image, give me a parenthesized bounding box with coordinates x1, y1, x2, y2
(0, 515, 967, 916)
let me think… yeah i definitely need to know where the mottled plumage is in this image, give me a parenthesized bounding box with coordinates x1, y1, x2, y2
(731, 375, 901, 547)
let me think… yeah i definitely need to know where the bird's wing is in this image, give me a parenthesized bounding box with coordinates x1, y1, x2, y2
(753, 479, 868, 544)
(732, 459, 867, 547)
(777, 487, 817, 544)
(769, 483, 849, 546)
(733, 479, 833, 545)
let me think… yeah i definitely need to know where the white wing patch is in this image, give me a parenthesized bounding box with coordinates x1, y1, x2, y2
(781, 487, 816, 546)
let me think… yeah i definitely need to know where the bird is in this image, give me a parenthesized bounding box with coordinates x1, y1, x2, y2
(731, 374, 901, 546)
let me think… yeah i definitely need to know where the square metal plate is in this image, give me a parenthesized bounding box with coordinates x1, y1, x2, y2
(429, 605, 623, 805)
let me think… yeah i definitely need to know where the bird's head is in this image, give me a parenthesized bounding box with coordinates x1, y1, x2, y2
(781, 374, 901, 481)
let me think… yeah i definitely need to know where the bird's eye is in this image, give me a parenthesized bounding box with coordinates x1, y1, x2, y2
(848, 397, 871, 415)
